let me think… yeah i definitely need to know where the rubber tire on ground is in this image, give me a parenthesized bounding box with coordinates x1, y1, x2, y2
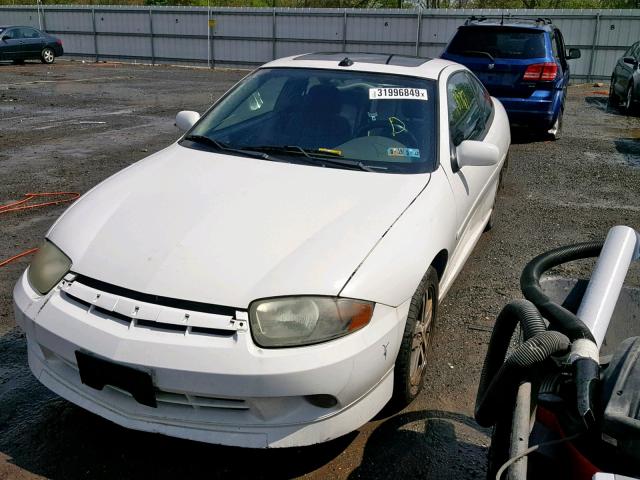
(608, 76, 619, 108)
(623, 83, 636, 115)
(41, 48, 55, 64)
(546, 109, 563, 141)
(392, 266, 439, 408)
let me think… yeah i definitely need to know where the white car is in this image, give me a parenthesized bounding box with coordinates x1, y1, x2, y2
(14, 53, 510, 448)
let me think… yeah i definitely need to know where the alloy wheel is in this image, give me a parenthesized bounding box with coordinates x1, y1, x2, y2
(409, 286, 435, 393)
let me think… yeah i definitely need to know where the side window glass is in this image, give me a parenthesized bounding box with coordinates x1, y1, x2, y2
(447, 72, 483, 146)
(633, 43, 640, 60)
(23, 28, 40, 39)
(214, 76, 288, 131)
(4, 29, 17, 40)
(468, 73, 492, 128)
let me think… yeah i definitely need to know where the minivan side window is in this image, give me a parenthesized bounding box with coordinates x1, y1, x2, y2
(447, 71, 485, 146)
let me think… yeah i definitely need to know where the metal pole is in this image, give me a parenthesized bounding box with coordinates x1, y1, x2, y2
(342, 10, 347, 53)
(272, 8, 277, 60)
(40, 1, 47, 32)
(415, 9, 422, 56)
(91, 7, 98, 63)
(149, 8, 155, 66)
(587, 13, 600, 84)
(207, 1, 211, 69)
(36, 0, 42, 30)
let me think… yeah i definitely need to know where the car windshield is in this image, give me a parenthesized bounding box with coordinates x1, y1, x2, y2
(183, 67, 437, 173)
(447, 27, 546, 59)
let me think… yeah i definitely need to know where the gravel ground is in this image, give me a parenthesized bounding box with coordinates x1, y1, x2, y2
(0, 61, 639, 480)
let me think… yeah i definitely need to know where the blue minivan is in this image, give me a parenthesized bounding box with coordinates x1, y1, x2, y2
(442, 17, 581, 139)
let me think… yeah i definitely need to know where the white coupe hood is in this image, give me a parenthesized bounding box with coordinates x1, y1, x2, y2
(49, 144, 430, 308)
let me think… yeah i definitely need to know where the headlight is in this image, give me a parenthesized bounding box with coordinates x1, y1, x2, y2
(249, 296, 374, 348)
(27, 240, 72, 295)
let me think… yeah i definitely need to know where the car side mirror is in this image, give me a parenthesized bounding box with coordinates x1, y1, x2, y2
(456, 140, 500, 168)
(623, 56, 639, 68)
(567, 48, 581, 60)
(175, 110, 200, 132)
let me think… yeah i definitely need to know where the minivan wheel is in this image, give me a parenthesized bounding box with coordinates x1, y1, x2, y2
(547, 109, 563, 141)
(41, 48, 55, 64)
(392, 266, 439, 407)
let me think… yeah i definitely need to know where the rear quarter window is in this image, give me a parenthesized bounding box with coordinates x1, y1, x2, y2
(447, 27, 547, 59)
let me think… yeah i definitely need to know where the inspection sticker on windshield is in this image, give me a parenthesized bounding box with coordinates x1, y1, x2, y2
(388, 147, 420, 158)
(369, 88, 428, 101)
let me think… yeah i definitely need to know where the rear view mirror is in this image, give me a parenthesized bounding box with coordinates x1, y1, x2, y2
(623, 56, 638, 68)
(456, 140, 500, 168)
(175, 110, 200, 132)
(567, 48, 581, 60)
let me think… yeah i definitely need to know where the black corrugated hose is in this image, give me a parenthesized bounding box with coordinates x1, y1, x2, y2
(474, 299, 570, 427)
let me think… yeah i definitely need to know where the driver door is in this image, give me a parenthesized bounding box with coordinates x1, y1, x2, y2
(0, 28, 22, 60)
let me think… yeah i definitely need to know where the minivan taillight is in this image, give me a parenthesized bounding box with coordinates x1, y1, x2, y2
(56, 39, 62, 46)
(523, 62, 558, 81)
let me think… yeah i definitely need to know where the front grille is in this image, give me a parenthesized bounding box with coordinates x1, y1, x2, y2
(59, 277, 243, 338)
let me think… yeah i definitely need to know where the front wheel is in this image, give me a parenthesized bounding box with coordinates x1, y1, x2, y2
(41, 47, 55, 64)
(623, 83, 636, 115)
(392, 266, 439, 407)
(608, 76, 619, 107)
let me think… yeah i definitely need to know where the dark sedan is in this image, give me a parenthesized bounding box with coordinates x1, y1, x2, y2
(609, 41, 640, 114)
(0, 25, 63, 64)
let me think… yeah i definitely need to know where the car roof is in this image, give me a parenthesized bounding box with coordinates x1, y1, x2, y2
(262, 52, 459, 80)
(0, 25, 41, 30)
(460, 17, 554, 32)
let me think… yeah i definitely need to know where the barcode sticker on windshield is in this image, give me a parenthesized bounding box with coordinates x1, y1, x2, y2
(369, 88, 428, 101)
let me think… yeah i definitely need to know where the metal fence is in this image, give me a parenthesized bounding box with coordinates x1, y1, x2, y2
(1, 5, 639, 80)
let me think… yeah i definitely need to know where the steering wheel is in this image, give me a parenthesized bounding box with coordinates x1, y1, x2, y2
(355, 119, 419, 147)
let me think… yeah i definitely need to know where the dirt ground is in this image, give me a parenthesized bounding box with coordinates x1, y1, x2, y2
(0, 60, 639, 480)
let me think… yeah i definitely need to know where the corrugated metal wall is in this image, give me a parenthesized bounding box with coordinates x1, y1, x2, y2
(1, 5, 638, 80)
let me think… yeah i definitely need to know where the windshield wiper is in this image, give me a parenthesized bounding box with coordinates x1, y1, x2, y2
(240, 145, 380, 172)
(462, 50, 495, 62)
(183, 134, 270, 160)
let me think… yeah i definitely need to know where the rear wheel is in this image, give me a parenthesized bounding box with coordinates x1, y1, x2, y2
(392, 266, 439, 407)
(547, 109, 563, 141)
(41, 47, 55, 64)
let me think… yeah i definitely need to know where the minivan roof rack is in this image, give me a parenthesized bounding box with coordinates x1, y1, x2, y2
(464, 16, 554, 26)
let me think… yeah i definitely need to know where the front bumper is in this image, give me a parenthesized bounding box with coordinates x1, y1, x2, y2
(14, 271, 406, 448)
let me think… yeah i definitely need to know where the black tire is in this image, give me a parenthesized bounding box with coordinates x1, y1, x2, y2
(392, 266, 439, 407)
(623, 83, 636, 115)
(41, 47, 55, 64)
(546, 108, 563, 141)
(608, 76, 619, 108)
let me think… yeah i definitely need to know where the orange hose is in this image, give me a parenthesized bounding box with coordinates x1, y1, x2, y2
(0, 247, 39, 268)
(0, 192, 80, 214)
(0, 191, 80, 268)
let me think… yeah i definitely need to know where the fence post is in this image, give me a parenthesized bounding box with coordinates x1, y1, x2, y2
(272, 8, 277, 60)
(342, 10, 347, 53)
(415, 9, 422, 56)
(587, 12, 600, 84)
(91, 8, 99, 63)
(149, 8, 155, 66)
